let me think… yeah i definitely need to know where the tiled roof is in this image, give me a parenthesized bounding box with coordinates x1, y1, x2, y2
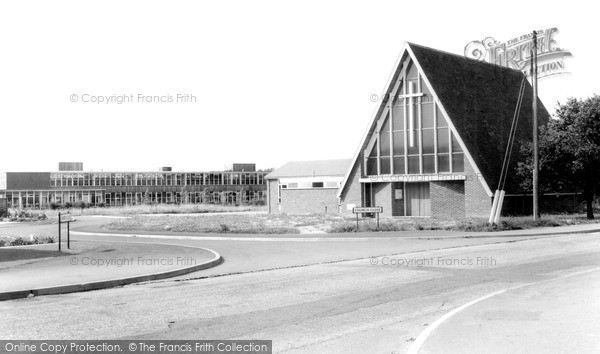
(409, 43, 551, 192)
(265, 159, 351, 179)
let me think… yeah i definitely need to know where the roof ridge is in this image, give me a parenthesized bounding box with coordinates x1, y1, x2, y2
(282, 158, 351, 163)
(407, 42, 527, 76)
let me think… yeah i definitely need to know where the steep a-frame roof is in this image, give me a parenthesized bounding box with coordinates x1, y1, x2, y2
(409, 43, 550, 192)
(338, 42, 550, 198)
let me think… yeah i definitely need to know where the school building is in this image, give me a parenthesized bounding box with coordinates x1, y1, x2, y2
(0, 163, 268, 209)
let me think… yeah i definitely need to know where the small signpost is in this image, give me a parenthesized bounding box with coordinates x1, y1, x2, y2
(352, 206, 383, 231)
(58, 212, 73, 251)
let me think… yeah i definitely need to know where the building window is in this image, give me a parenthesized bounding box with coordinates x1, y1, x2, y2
(365, 65, 465, 176)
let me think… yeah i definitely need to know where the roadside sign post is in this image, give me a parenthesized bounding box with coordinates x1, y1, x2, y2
(352, 206, 383, 231)
(58, 212, 72, 250)
(58, 212, 61, 251)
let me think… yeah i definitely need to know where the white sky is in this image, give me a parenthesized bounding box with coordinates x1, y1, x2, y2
(0, 0, 596, 172)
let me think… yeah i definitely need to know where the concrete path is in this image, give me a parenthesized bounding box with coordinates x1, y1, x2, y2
(0, 241, 221, 300)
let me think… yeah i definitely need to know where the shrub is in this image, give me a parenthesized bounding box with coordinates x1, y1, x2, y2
(3, 235, 55, 247)
(35, 236, 55, 244)
(6, 209, 47, 221)
(219, 223, 231, 232)
(74, 201, 88, 209)
(9, 237, 29, 246)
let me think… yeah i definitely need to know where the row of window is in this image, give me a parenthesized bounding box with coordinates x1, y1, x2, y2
(367, 66, 465, 176)
(281, 181, 339, 189)
(276, 180, 341, 204)
(49, 172, 268, 188)
(5, 190, 266, 208)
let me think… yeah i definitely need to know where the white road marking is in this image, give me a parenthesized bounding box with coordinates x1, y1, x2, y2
(406, 290, 506, 354)
(71, 231, 383, 242)
(407, 268, 600, 354)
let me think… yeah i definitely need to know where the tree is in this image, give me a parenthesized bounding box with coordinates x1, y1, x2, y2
(517, 95, 600, 219)
(142, 188, 153, 205)
(178, 185, 189, 205)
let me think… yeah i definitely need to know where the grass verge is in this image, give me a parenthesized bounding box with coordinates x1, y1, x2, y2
(328, 215, 598, 233)
(101, 213, 600, 234)
(103, 214, 300, 234)
(4, 203, 266, 221)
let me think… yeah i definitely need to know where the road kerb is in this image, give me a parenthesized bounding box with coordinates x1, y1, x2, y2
(0, 247, 222, 301)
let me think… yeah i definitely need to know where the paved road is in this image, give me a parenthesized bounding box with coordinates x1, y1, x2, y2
(1, 217, 599, 353)
(420, 269, 600, 353)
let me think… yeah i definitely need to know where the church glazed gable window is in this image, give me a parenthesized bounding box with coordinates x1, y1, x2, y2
(365, 60, 465, 176)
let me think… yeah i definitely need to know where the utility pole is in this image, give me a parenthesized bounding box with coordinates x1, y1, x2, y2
(532, 30, 540, 220)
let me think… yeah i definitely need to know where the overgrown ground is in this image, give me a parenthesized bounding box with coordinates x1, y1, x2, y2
(102, 213, 600, 234)
(2, 204, 266, 222)
(0, 234, 56, 248)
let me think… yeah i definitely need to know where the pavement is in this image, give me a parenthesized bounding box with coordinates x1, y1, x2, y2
(0, 240, 221, 300)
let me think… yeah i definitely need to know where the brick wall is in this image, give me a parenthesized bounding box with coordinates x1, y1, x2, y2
(464, 160, 492, 217)
(373, 182, 392, 217)
(279, 188, 339, 214)
(431, 181, 465, 218)
(340, 159, 363, 215)
(267, 180, 279, 214)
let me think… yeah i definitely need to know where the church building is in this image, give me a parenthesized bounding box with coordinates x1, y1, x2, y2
(268, 43, 549, 217)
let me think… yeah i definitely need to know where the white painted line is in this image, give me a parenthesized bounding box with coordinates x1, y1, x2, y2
(406, 290, 507, 354)
(0, 242, 57, 249)
(71, 231, 378, 242)
(0, 222, 20, 226)
(407, 267, 600, 354)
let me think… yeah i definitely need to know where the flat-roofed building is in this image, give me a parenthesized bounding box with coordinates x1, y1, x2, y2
(58, 162, 83, 171)
(266, 159, 350, 214)
(0, 164, 268, 208)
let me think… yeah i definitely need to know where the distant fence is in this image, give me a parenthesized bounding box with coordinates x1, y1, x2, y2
(0, 198, 7, 218)
(503, 193, 584, 216)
